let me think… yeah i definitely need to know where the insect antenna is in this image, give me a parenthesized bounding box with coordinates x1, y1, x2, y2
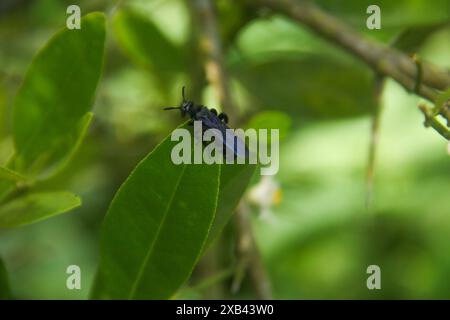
(163, 86, 187, 111)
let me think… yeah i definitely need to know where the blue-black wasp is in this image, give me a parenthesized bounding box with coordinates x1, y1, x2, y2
(163, 86, 248, 159)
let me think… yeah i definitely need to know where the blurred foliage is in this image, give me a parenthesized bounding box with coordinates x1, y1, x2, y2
(0, 257, 11, 299)
(317, 0, 450, 41)
(0, 191, 81, 228)
(232, 52, 376, 119)
(0, 12, 105, 231)
(0, 0, 449, 299)
(10, 13, 104, 178)
(112, 9, 186, 90)
(246, 111, 292, 143)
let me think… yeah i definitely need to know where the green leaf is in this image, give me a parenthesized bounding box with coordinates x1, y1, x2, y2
(391, 23, 449, 53)
(92, 129, 221, 299)
(434, 88, 450, 115)
(0, 164, 24, 203)
(113, 9, 185, 75)
(41, 111, 94, 178)
(246, 111, 292, 142)
(0, 258, 11, 299)
(0, 191, 81, 228)
(0, 82, 7, 140)
(0, 166, 26, 182)
(205, 162, 256, 247)
(92, 122, 256, 299)
(232, 53, 375, 119)
(0, 181, 14, 203)
(11, 13, 105, 178)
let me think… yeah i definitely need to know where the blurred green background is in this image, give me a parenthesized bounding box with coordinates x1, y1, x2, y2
(0, 0, 449, 299)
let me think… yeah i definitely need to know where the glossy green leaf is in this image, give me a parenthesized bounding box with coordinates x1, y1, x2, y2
(11, 13, 105, 178)
(0, 258, 11, 299)
(232, 53, 375, 119)
(92, 129, 221, 299)
(113, 9, 185, 75)
(0, 191, 81, 228)
(0, 166, 26, 182)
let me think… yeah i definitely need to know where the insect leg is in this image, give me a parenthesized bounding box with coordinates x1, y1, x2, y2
(218, 112, 229, 124)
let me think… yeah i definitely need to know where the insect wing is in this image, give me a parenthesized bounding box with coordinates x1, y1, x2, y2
(217, 129, 248, 161)
(196, 110, 248, 160)
(199, 113, 223, 130)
